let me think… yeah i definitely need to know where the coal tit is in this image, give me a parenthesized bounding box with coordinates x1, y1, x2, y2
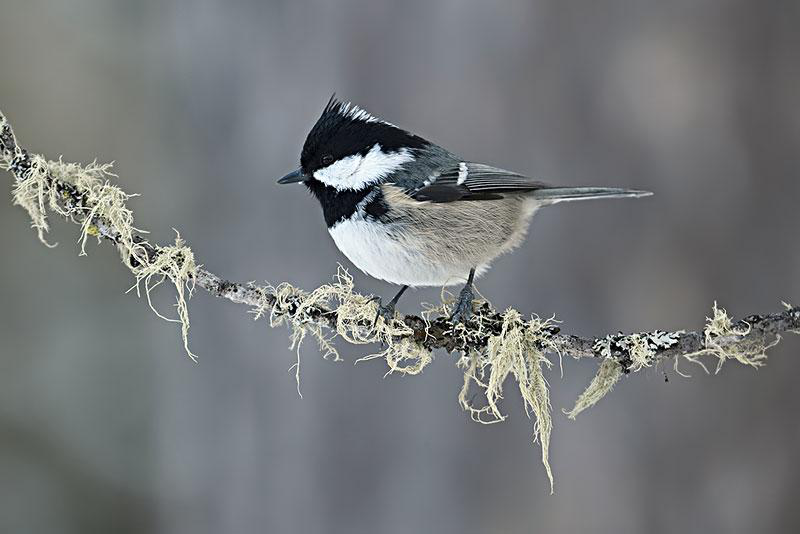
(278, 96, 651, 323)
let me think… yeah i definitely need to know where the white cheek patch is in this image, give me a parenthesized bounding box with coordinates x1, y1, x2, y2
(314, 154, 363, 188)
(313, 144, 414, 191)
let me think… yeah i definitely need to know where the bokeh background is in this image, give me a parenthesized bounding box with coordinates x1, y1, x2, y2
(1, 1, 799, 533)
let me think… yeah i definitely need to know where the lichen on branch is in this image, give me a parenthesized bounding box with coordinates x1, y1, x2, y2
(5, 142, 198, 361)
(2, 108, 798, 491)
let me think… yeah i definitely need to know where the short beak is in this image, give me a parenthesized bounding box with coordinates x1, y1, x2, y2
(277, 168, 307, 184)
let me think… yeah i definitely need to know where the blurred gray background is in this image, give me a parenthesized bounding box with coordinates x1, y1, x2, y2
(1, 1, 799, 533)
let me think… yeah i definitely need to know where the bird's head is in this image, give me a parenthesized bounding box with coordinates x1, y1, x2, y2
(278, 96, 429, 192)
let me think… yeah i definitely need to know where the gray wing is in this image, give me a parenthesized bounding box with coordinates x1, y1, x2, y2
(408, 162, 550, 202)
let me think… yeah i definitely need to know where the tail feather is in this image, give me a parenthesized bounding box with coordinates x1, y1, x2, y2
(532, 187, 652, 203)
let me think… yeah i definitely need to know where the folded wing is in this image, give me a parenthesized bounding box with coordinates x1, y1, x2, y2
(408, 162, 651, 203)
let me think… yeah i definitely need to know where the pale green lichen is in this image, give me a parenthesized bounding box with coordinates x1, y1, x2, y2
(256, 267, 431, 393)
(456, 309, 558, 493)
(259, 280, 560, 489)
(11, 155, 197, 360)
(563, 359, 623, 420)
(626, 334, 655, 372)
(593, 330, 682, 372)
(593, 333, 654, 372)
(128, 231, 197, 362)
(11, 155, 61, 246)
(679, 302, 779, 376)
(356, 338, 433, 376)
(570, 330, 682, 417)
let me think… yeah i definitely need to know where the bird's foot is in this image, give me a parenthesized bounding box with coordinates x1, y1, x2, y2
(370, 297, 397, 328)
(449, 284, 475, 326)
(369, 286, 408, 329)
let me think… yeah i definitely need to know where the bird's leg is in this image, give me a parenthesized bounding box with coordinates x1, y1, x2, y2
(450, 268, 476, 325)
(372, 285, 409, 326)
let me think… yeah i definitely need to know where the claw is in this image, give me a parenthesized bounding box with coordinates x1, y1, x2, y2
(449, 283, 475, 326)
(372, 298, 397, 328)
(369, 286, 409, 329)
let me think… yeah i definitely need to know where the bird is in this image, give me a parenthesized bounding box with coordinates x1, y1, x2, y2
(277, 96, 651, 324)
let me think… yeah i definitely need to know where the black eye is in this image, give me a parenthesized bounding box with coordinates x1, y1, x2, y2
(320, 154, 334, 166)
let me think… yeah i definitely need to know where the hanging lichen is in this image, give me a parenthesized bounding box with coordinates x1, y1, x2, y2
(564, 359, 623, 420)
(456, 309, 558, 492)
(9, 154, 197, 360)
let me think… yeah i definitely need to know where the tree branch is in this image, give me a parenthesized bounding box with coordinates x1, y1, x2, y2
(3, 108, 797, 491)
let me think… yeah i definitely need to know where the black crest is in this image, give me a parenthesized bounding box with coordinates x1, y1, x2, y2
(300, 95, 429, 175)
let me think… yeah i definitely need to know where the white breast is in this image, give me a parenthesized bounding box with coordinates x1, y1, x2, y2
(328, 216, 472, 287)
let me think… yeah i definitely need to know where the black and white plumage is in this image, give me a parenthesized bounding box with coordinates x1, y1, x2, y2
(278, 96, 651, 321)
